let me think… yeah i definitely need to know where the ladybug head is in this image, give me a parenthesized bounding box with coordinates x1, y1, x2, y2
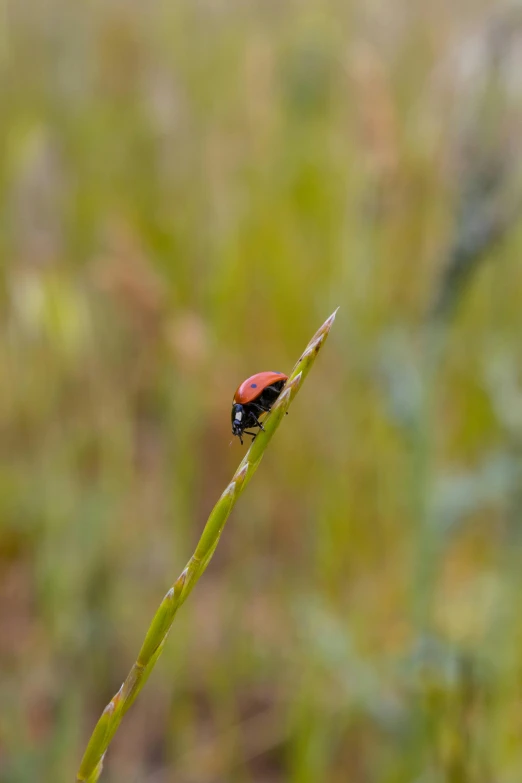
(231, 403, 246, 440)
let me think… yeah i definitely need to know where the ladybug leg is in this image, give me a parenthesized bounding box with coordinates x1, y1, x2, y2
(249, 404, 268, 429)
(249, 414, 266, 432)
(243, 430, 258, 442)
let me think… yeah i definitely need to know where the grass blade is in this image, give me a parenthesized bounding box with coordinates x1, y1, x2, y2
(76, 308, 338, 782)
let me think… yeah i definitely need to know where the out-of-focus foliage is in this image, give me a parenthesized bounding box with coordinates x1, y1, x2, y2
(1, 1, 522, 782)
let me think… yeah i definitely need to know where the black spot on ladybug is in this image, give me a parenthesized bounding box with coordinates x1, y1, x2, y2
(250, 383, 257, 388)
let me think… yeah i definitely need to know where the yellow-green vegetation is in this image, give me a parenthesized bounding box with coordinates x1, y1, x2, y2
(77, 311, 337, 782)
(2, 2, 522, 782)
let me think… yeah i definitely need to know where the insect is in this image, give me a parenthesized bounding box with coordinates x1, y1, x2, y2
(231, 371, 288, 444)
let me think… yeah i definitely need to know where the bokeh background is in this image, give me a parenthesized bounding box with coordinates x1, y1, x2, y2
(2, 1, 522, 781)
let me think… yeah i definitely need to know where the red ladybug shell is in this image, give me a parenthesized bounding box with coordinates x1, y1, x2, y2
(233, 371, 288, 405)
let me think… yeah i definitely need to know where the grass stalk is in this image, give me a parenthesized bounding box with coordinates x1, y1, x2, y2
(76, 307, 338, 782)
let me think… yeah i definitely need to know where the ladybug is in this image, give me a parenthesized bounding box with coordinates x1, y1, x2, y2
(231, 371, 288, 444)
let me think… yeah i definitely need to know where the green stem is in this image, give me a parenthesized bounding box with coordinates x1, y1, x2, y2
(76, 308, 338, 782)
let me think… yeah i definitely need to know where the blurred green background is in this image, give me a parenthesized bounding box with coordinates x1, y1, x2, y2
(2, 1, 522, 781)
